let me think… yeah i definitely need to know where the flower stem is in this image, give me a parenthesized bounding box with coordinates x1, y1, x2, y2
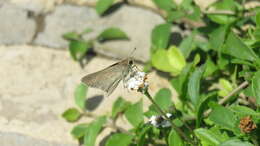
(143, 89, 195, 145)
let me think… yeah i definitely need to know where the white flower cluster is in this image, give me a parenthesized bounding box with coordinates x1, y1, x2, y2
(148, 113, 173, 128)
(125, 71, 148, 91)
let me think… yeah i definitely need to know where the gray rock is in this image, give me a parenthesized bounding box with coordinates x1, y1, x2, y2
(93, 5, 165, 62)
(9, 0, 62, 14)
(0, 131, 76, 146)
(0, 3, 36, 45)
(10, 0, 46, 14)
(34, 4, 99, 49)
(33, 4, 164, 62)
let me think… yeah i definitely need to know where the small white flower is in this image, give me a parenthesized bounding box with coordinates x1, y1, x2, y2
(125, 70, 148, 91)
(149, 115, 160, 127)
(148, 113, 173, 128)
(148, 115, 163, 128)
(166, 113, 172, 118)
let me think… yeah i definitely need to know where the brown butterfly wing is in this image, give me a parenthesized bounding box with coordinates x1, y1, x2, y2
(81, 60, 129, 94)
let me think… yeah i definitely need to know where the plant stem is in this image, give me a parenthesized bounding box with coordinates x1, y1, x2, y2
(204, 81, 249, 116)
(183, 81, 249, 121)
(219, 81, 249, 105)
(143, 89, 196, 145)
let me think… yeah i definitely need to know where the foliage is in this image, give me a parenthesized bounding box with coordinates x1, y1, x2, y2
(63, 0, 260, 145)
(63, 27, 128, 62)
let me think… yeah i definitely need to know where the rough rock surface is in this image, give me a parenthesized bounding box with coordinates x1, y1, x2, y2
(10, 0, 63, 13)
(34, 4, 164, 62)
(0, 45, 176, 145)
(93, 5, 164, 62)
(0, 131, 76, 146)
(0, 3, 36, 45)
(34, 4, 99, 48)
(1, 0, 215, 62)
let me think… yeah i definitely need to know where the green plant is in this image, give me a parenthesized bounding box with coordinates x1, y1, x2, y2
(63, 27, 128, 62)
(63, 0, 260, 145)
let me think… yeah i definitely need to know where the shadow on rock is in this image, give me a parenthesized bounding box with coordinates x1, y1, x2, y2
(99, 132, 116, 146)
(85, 95, 104, 111)
(79, 49, 96, 69)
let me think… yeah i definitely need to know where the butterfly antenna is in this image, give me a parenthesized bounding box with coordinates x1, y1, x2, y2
(128, 48, 136, 58)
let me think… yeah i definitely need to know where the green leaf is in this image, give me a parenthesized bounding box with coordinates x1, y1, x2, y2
(225, 31, 257, 61)
(63, 31, 80, 40)
(124, 100, 143, 127)
(71, 123, 88, 139)
(152, 0, 176, 11)
(84, 116, 106, 146)
(105, 133, 133, 146)
(252, 71, 260, 106)
(167, 10, 185, 22)
(207, 0, 237, 24)
(62, 108, 81, 122)
(98, 27, 129, 41)
(209, 26, 227, 50)
(69, 40, 92, 61)
(217, 79, 233, 97)
(231, 59, 255, 67)
(253, 28, 260, 40)
(186, 5, 201, 21)
(171, 64, 192, 97)
(74, 83, 88, 110)
(151, 49, 175, 73)
(188, 66, 205, 106)
(167, 46, 187, 75)
(255, 12, 260, 27)
(219, 139, 254, 146)
(194, 128, 221, 146)
(195, 39, 211, 52)
(192, 53, 201, 67)
(196, 92, 217, 127)
(209, 105, 238, 131)
(180, 0, 193, 10)
(204, 56, 218, 77)
(229, 105, 260, 117)
(243, 86, 254, 97)
(151, 23, 171, 51)
(179, 31, 196, 58)
(143, 62, 152, 73)
(210, 127, 230, 141)
(144, 108, 158, 118)
(111, 97, 130, 118)
(136, 124, 151, 146)
(96, 0, 115, 15)
(217, 53, 229, 70)
(168, 129, 183, 146)
(153, 88, 172, 111)
(213, 0, 236, 11)
(207, 14, 236, 25)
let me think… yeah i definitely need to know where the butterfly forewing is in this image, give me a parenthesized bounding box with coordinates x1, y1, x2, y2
(81, 59, 131, 94)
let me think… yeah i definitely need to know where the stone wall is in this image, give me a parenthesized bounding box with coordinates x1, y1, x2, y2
(0, 0, 218, 62)
(0, 0, 169, 62)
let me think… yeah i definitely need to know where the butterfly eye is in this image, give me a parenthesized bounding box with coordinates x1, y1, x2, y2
(129, 60, 134, 65)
